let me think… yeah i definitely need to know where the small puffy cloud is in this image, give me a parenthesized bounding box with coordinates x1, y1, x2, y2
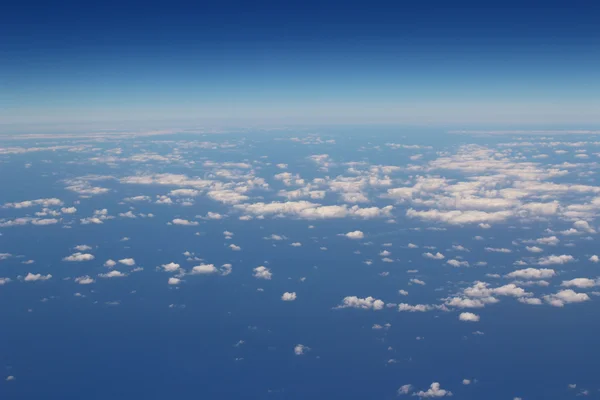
(462, 379, 471, 385)
(161, 262, 181, 272)
(171, 218, 199, 226)
(590, 255, 599, 263)
(414, 382, 453, 398)
(63, 252, 95, 262)
(459, 312, 480, 322)
(538, 255, 575, 265)
(118, 258, 136, 266)
(282, 292, 297, 301)
(561, 278, 598, 288)
(410, 278, 426, 285)
(344, 230, 364, 239)
(61, 207, 77, 214)
(526, 246, 543, 253)
(294, 344, 310, 355)
(485, 247, 512, 253)
(290, 242, 302, 247)
(74, 244, 92, 251)
(99, 270, 127, 278)
(229, 244, 241, 251)
(337, 296, 384, 310)
(423, 252, 445, 260)
(505, 268, 556, 280)
(0, 277, 11, 285)
(168, 277, 181, 285)
(536, 236, 560, 246)
(3, 198, 63, 209)
(104, 259, 117, 268)
(191, 264, 218, 274)
(543, 289, 590, 307)
(397, 384, 413, 395)
(24, 273, 52, 282)
(398, 303, 435, 312)
(253, 266, 272, 280)
(75, 275, 95, 285)
(447, 259, 469, 267)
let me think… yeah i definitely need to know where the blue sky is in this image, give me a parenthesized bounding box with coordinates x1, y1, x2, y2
(2, 0, 600, 129)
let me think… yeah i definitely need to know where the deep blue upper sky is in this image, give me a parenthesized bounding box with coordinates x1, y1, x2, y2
(2, 0, 600, 128)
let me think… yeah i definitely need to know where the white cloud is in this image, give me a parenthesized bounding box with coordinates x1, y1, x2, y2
(423, 252, 445, 260)
(168, 277, 181, 285)
(63, 252, 95, 262)
(590, 255, 599, 263)
(75, 275, 95, 285)
(447, 259, 469, 267)
(161, 262, 181, 272)
(459, 312, 480, 322)
(526, 246, 543, 253)
(294, 344, 310, 355)
(171, 218, 199, 226)
(398, 303, 436, 312)
(282, 292, 297, 301)
(253, 266, 272, 280)
(191, 264, 218, 274)
(485, 247, 512, 253)
(104, 259, 117, 268)
(74, 244, 92, 251)
(23, 273, 52, 282)
(118, 258, 136, 266)
(3, 198, 63, 209)
(234, 201, 393, 219)
(99, 270, 127, 278)
(397, 384, 413, 395)
(344, 230, 364, 239)
(543, 289, 590, 307)
(229, 244, 241, 251)
(561, 278, 598, 288)
(505, 268, 556, 279)
(538, 254, 575, 265)
(337, 296, 384, 310)
(61, 207, 77, 214)
(414, 382, 453, 398)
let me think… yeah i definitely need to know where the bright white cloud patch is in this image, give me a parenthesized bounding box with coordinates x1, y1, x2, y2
(337, 296, 384, 310)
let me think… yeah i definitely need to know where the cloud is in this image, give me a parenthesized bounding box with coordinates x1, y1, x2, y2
(191, 264, 218, 274)
(447, 259, 469, 267)
(168, 277, 181, 285)
(543, 289, 590, 307)
(171, 218, 199, 226)
(99, 270, 127, 278)
(104, 259, 117, 268)
(118, 258, 136, 266)
(61, 207, 77, 214)
(344, 230, 365, 239)
(589, 255, 599, 263)
(537, 255, 575, 265)
(75, 275, 95, 284)
(414, 382, 453, 398)
(505, 268, 556, 279)
(161, 262, 181, 272)
(253, 266, 272, 280)
(336, 296, 384, 310)
(23, 273, 52, 282)
(63, 252, 95, 262)
(459, 312, 480, 322)
(485, 247, 512, 253)
(398, 303, 436, 312)
(560, 278, 598, 288)
(282, 292, 297, 301)
(229, 244, 241, 251)
(407, 208, 513, 225)
(234, 201, 393, 219)
(3, 198, 63, 209)
(74, 244, 92, 251)
(423, 252, 445, 260)
(526, 246, 543, 253)
(294, 344, 310, 355)
(397, 384, 413, 395)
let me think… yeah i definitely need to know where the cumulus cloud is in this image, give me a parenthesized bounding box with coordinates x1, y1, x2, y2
(171, 218, 199, 226)
(253, 266, 272, 280)
(24, 273, 52, 282)
(168, 277, 181, 285)
(537, 254, 575, 265)
(294, 344, 310, 355)
(560, 278, 599, 288)
(414, 382, 453, 398)
(336, 296, 384, 310)
(505, 268, 556, 279)
(344, 230, 364, 239)
(459, 312, 480, 322)
(63, 252, 95, 262)
(99, 270, 127, 278)
(234, 201, 393, 219)
(75, 275, 95, 285)
(104, 259, 117, 268)
(398, 303, 436, 312)
(191, 264, 218, 274)
(118, 258, 136, 266)
(3, 198, 63, 209)
(423, 252, 445, 260)
(282, 292, 297, 301)
(543, 289, 590, 307)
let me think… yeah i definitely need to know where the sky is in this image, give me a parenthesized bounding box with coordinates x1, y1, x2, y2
(2, 0, 600, 130)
